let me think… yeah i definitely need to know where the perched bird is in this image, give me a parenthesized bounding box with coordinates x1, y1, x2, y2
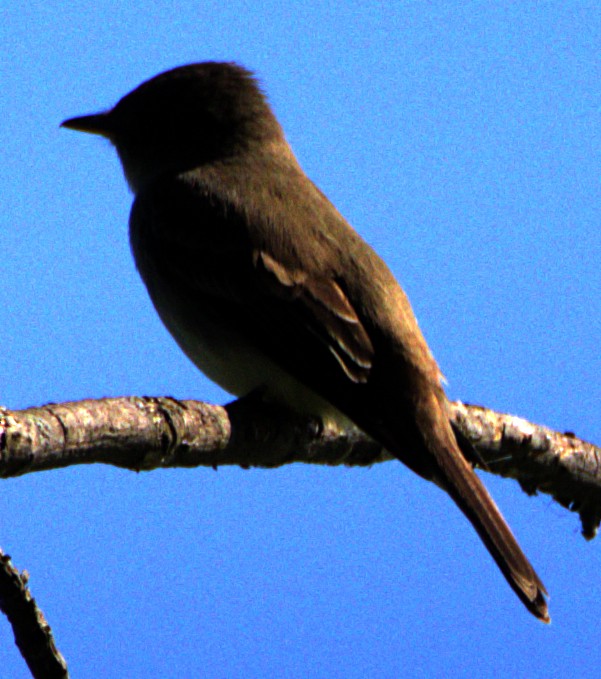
(62, 62, 549, 621)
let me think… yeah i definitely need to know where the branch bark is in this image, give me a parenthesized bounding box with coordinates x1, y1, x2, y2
(1, 396, 600, 536)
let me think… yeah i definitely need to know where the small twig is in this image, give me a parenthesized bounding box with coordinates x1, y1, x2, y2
(0, 548, 69, 678)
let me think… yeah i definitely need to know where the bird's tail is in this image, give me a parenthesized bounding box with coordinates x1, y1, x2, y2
(419, 394, 549, 622)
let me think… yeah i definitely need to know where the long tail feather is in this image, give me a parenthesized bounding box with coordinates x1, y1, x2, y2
(422, 395, 549, 621)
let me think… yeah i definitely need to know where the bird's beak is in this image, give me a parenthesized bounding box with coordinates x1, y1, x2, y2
(60, 112, 114, 138)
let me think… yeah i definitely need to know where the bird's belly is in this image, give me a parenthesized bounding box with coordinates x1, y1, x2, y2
(148, 284, 351, 427)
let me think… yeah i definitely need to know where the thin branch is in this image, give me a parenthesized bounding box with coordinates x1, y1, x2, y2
(1, 397, 600, 537)
(0, 548, 69, 678)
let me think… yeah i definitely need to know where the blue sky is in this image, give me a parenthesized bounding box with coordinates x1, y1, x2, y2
(2, 3, 601, 677)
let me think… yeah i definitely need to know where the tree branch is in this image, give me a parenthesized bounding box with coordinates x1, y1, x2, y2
(0, 548, 69, 678)
(1, 395, 600, 675)
(1, 397, 600, 538)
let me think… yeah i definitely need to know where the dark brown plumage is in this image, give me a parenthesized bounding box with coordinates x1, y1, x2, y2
(62, 62, 549, 621)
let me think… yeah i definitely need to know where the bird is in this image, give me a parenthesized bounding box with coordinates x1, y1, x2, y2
(61, 61, 549, 621)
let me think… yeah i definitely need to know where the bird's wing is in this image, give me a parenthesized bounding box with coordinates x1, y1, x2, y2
(252, 250, 373, 384)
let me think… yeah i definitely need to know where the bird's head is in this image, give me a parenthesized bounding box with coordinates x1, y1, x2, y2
(61, 62, 283, 192)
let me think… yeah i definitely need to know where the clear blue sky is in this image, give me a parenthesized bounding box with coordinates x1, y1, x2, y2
(2, 3, 601, 677)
